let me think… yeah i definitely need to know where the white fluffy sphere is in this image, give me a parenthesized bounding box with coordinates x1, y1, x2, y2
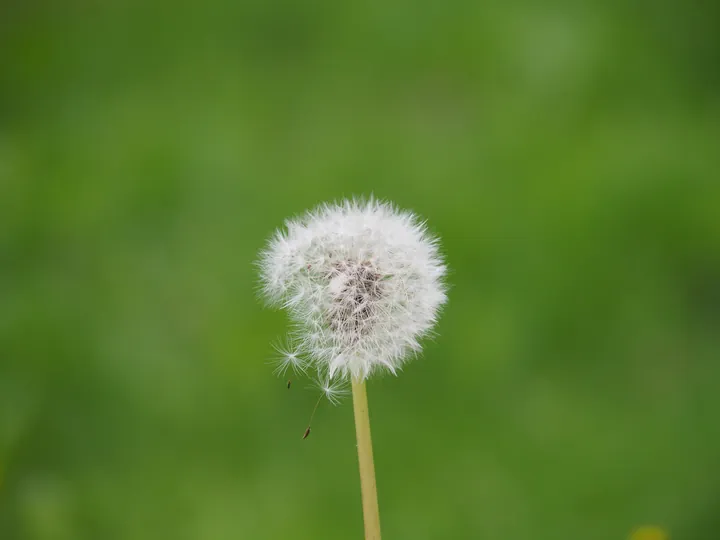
(258, 198, 447, 381)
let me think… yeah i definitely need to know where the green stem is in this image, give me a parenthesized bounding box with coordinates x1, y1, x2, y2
(351, 378, 382, 540)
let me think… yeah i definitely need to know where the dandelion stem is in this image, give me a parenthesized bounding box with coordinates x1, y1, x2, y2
(351, 378, 381, 540)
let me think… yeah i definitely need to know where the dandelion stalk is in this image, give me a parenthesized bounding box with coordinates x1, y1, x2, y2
(351, 378, 381, 540)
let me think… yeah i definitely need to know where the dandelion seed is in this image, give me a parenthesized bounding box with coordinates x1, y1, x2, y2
(298, 376, 349, 440)
(309, 375, 350, 406)
(268, 338, 307, 377)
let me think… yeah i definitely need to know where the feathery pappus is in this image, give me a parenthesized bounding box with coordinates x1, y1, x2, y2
(258, 197, 448, 386)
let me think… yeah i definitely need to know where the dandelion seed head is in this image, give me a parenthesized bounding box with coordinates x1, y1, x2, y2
(259, 197, 448, 381)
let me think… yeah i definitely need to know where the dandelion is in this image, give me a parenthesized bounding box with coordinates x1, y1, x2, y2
(259, 198, 447, 381)
(258, 197, 448, 540)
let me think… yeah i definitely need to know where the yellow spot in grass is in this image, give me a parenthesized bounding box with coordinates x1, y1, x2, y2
(630, 525, 668, 540)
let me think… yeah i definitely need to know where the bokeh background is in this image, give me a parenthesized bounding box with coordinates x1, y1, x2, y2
(1, 1, 719, 539)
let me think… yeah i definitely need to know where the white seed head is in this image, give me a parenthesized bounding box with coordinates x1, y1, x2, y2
(258, 198, 448, 381)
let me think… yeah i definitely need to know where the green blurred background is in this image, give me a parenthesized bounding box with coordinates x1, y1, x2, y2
(1, 1, 719, 539)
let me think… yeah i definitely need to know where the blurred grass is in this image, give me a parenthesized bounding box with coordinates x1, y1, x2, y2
(1, 1, 719, 539)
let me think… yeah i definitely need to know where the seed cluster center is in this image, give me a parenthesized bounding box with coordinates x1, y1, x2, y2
(328, 260, 384, 340)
